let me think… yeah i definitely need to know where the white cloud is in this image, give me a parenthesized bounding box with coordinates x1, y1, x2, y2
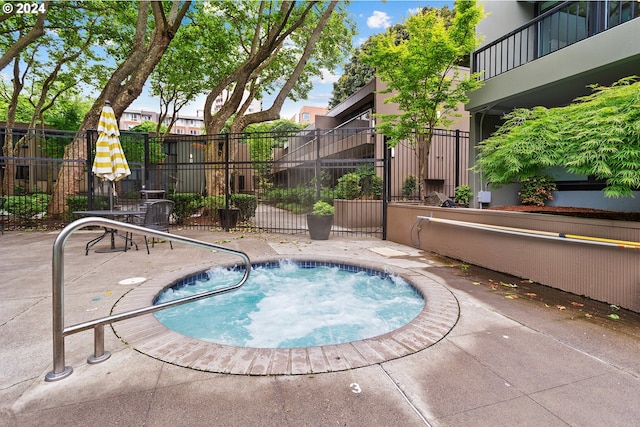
(367, 11, 392, 29)
(310, 68, 341, 85)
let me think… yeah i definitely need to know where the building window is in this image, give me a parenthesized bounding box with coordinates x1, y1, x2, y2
(302, 112, 310, 122)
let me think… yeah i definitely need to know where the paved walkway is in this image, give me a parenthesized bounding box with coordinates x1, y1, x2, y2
(1, 227, 640, 426)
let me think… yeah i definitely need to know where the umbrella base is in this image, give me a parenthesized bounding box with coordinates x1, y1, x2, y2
(86, 227, 138, 255)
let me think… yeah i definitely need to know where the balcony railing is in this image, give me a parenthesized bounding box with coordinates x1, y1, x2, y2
(473, 0, 640, 80)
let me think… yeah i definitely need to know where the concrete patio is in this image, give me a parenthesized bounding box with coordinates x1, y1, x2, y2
(1, 226, 640, 426)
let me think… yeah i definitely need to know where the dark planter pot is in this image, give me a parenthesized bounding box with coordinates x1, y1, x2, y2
(306, 214, 333, 240)
(218, 208, 239, 229)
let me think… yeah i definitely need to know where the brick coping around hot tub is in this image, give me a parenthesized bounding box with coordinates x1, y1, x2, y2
(111, 255, 460, 376)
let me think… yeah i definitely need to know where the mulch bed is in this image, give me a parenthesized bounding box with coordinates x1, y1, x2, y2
(488, 205, 640, 221)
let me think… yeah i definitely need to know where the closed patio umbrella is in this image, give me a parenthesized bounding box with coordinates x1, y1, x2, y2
(92, 101, 130, 210)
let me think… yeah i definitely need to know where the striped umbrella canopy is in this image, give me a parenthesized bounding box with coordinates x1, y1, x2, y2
(92, 102, 130, 182)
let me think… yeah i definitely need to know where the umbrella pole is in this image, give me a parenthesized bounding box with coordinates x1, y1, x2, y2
(109, 182, 114, 210)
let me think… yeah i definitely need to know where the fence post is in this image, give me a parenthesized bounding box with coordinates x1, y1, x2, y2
(87, 129, 94, 210)
(455, 129, 460, 190)
(143, 133, 149, 189)
(315, 129, 321, 200)
(383, 136, 391, 241)
(224, 132, 230, 210)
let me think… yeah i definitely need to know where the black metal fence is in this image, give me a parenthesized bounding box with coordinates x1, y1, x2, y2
(1, 126, 468, 237)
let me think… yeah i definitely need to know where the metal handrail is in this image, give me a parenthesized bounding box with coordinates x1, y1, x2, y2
(416, 215, 640, 249)
(45, 217, 252, 382)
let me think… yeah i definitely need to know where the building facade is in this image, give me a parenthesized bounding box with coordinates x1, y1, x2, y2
(290, 106, 328, 125)
(274, 73, 471, 200)
(467, 0, 640, 210)
(119, 109, 205, 136)
(120, 90, 262, 135)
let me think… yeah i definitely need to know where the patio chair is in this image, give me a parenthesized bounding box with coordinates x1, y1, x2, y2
(140, 199, 174, 254)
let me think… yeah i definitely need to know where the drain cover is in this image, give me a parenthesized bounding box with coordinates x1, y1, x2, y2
(118, 277, 147, 285)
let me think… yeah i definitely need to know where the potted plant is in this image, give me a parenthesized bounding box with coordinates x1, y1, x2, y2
(307, 201, 334, 240)
(218, 206, 239, 229)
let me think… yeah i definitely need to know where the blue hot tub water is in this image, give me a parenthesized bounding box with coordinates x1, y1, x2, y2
(153, 260, 425, 348)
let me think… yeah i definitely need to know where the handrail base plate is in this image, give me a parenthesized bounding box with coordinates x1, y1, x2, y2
(45, 366, 73, 382)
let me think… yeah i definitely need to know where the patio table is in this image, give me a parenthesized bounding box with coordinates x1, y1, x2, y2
(74, 210, 144, 255)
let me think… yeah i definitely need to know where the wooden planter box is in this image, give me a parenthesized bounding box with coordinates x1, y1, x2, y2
(387, 204, 640, 313)
(334, 199, 383, 228)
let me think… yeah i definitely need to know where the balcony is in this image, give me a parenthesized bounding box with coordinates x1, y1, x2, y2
(473, 1, 640, 81)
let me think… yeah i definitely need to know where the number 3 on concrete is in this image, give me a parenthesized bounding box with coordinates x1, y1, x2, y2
(349, 383, 362, 394)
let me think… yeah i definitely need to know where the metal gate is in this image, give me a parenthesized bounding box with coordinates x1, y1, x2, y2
(145, 129, 387, 238)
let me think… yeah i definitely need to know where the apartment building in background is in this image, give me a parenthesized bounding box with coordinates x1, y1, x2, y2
(290, 106, 329, 125)
(119, 109, 205, 135)
(120, 90, 263, 135)
(467, 0, 640, 211)
(275, 72, 471, 199)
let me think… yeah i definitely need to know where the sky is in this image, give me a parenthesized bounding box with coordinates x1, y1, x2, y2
(128, 1, 454, 121)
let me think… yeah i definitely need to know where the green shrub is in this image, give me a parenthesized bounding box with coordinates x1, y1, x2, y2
(230, 194, 258, 221)
(265, 185, 315, 212)
(66, 195, 110, 220)
(13, 185, 27, 196)
(265, 187, 286, 203)
(320, 187, 337, 204)
(311, 201, 334, 215)
(402, 175, 417, 197)
(365, 174, 383, 199)
(202, 195, 226, 218)
(168, 193, 203, 224)
(454, 185, 472, 207)
(335, 173, 361, 199)
(336, 168, 383, 200)
(356, 168, 383, 199)
(518, 175, 557, 206)
(5, 194, 51, 220)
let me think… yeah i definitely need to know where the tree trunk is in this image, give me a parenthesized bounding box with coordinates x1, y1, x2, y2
(418, 131, 434, 202)
(48, 1, 190, 218)
(2, 59, 24, 197)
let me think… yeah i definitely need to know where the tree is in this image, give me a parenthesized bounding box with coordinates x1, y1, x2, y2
(47, 1, 190, 216)
(148, 6, 219, 136)
(328, 5, 460, 109)
(195, 1, 353, 196)
(245, 119, 304, 188)
(0, 1, 49, 71)
(475, 76, 640, 198)
(361, 0, 484, 200)
(41, 97, 92, 159)
(1, 1, 109, 195)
